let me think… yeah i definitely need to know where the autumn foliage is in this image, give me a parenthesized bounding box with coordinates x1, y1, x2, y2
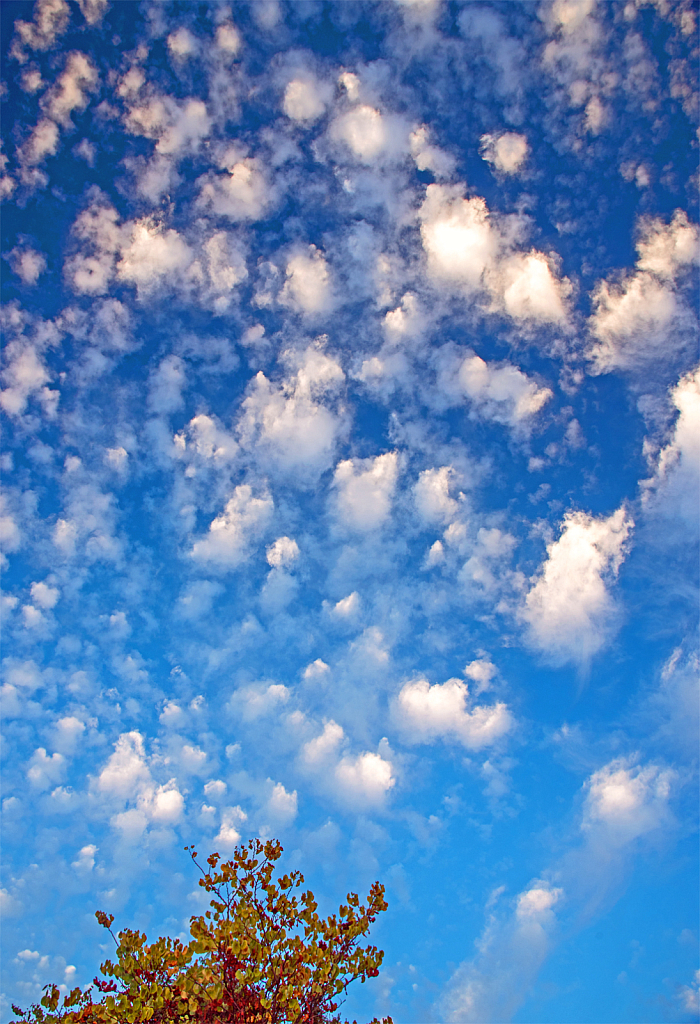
(11, 839, 392, 1024)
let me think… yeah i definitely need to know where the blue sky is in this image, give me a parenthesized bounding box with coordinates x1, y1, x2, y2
(1, 1, 698, 1021)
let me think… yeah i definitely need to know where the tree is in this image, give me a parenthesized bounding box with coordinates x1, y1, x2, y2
(10, 839, 392, 1024)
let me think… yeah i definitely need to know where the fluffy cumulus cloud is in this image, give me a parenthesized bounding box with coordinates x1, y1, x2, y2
(237, 346, 346, 480)
(116, 220, 192, 295)
(581, 758, 675, 846)
(331, 105, 390, 164)
(302, 720, 395, 809)
(279, 246, 333, 316)
(588, 211, 699, 373)
(414, 466, 462, 526)
(437, 348, 552, 429)
(10, 0, 70, 62)
(419, 186, 500, 290)
(418, 184, 571, 321)
(283, 75, 331, 123)
(6, 246, 47, 285)
(522, 507, 633, 665)
(332, 452, 399, 532)
(394, 676, 513, 749)
(95, 731, 185, 836)
(642, 366, 700, 528)
(266, 536, 300, 568)
(197, 150, 271, 222)
(190, 485, 273, 568)
(480, 131, 529, 174)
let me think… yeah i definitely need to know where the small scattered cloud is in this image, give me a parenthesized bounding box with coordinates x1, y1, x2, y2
(522, 506, 633, 666)
(480, 131, 529, 174)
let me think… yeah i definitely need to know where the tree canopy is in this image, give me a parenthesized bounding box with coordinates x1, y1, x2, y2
(11, 839, 392, 1024)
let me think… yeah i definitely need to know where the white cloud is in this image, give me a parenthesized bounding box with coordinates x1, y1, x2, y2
(215, 22, 241, 55)
(29, 580, 58, 609)
(64, 198, 121, 295)
(302, 720, 395, 808)
(97, 731, 151, 799)
(116, 219, 192, 296)
(20, 66, 44, 92)
(303, 719, 345, 764)
(0, 497, 22, 556)
(0, 343, 52, 417)
(148, 355, 185, 415)
(76, 0, 107, 26)
(382, 291, 424, 340)
(515, 884, 563, 919)
(588, 273, 683, 373)
(540, 0, 613, 141)
(441, 880, 563, 1023)
(123, 92, 211, 159)
(303, 658, 330, 681)
(498, 252, 571, 323)
(237, 347, 346, 479)
(283, 77, 330, 123)
(331, 591, 361, 619)
(52, 715, 85, 754)
(3, 659, 44, 692)
(202, 231, 248, 310)
(159, 701, 185, 727)
(7, 246, 47, 285)
(480, 131, 529, 174)
(641, 366, 700, 528)
(43, 51, 98, 126)
(11, 0, 70, 62)
(439, 351, 552, 429)
(332, 105, 388, 163)
(522, 506, 634, 665)
(227, 682, 290, 722)
(588, 210, 698, 373)
(197, 154, 271, 222)
(214, 806, 247, 849)
(643, 647, 700, 759)
(679, 970, 700, 1015)
(264, 780, 298, 825)
(582, 758, 675, 845)
(148, 779, 185, 824)
(279, 245, 333, 316)
(27, 748, 66, 790)
(418, 184, 571, 322)
(167, 27, 197, 59)
(175, 413, 238, 465)
(419, 186, 500, 289)
(190, 484, 273, 568)
(176, 579, 224, 621)
(635, 209, 699, 279)
(394, 676, 513, 749)
(21, 118, 60, 166)
(335, 750, 395, 806)
(104, 446, 128, 472)
(332, 452, 399, 532)
(266, 536, 300, 568)
(204, 779, 227, 798)
(464, 657, 497, 693)
(423, 538, 445, 568)
(409, 125, 455, 178)
(53, 518, 78, 554)
(22, 603, 46, 629)
(96, 731, 185, 832)
(71, 844, 97, 872)
(414, 466, 461, 526)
